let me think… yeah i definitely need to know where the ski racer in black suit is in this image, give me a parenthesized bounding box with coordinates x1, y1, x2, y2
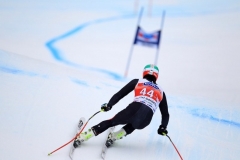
(73, 64, 170, 148)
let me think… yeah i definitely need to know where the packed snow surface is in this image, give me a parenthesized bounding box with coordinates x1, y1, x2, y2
(0, 0, 240, 159)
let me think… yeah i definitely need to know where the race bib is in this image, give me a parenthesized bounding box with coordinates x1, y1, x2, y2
(133, 79, 163, 113)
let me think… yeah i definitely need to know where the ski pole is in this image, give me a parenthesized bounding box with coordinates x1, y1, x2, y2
(48, 109, 104, 156)
(164, 134, 183, 160)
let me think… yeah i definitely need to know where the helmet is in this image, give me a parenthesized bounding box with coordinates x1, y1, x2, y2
(143, 64, 159, 80)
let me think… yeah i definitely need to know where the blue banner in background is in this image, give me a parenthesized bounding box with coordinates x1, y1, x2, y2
(134, 26, 161, 48)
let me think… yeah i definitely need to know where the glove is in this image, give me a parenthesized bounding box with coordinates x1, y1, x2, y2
(157, 125, 168, 136)
(101, 103, 112, 112)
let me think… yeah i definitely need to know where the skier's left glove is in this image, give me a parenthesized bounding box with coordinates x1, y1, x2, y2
(101, 103, 112, 112)
(158, 125, 168, 136)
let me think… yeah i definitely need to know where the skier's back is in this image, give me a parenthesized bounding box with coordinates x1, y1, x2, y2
(73, 64, 170, 148)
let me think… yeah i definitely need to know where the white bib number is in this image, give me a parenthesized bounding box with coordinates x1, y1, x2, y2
(140, 88, 154, 98)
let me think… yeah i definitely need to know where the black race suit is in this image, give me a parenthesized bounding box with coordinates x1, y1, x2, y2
(92, 78, 169, 135)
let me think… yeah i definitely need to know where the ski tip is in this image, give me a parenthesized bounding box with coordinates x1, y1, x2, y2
(81, 117, 86, 121)
(48, 153, 51, 156)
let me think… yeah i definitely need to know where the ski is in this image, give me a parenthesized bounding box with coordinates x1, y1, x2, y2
(69, 117, 86, 160)
(101, 126, 115, 160)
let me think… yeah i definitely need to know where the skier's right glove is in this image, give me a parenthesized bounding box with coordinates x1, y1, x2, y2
(101, 103, 112, 112)
(158, 125, 168, 136)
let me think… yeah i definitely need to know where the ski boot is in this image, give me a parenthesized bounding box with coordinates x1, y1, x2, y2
(73, 139, 81, 148)
(105, 128, 126, 148)
(73, 128, 96, 148)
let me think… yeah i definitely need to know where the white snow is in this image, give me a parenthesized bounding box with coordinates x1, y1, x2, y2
(0, 0, 240, 159)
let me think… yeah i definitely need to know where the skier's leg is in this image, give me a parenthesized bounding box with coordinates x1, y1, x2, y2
(110, 128, 127, 141)
(74, 119, 116, 148)
(91, 119, 115, 135)
(91, 104, 138, 136)
(108, 123, 134, 142)
(74, 118, 133, 147)
(74, 103, 139, 147)
(122, 123, 135, 135)
(105, 123, 135, 147)
(109, 124, 135, 142)
(76, 128, 96, 142)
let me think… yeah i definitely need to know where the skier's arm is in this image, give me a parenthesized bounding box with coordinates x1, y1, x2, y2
(107, 79, 138, 107)
(159, 92, 169, 127)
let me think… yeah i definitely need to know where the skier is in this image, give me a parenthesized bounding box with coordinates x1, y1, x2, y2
(73, 64, 170, 148)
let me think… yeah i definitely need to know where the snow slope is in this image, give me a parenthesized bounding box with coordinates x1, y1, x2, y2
(0, 0, 240, 159)
(1, 50, 239, 160)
